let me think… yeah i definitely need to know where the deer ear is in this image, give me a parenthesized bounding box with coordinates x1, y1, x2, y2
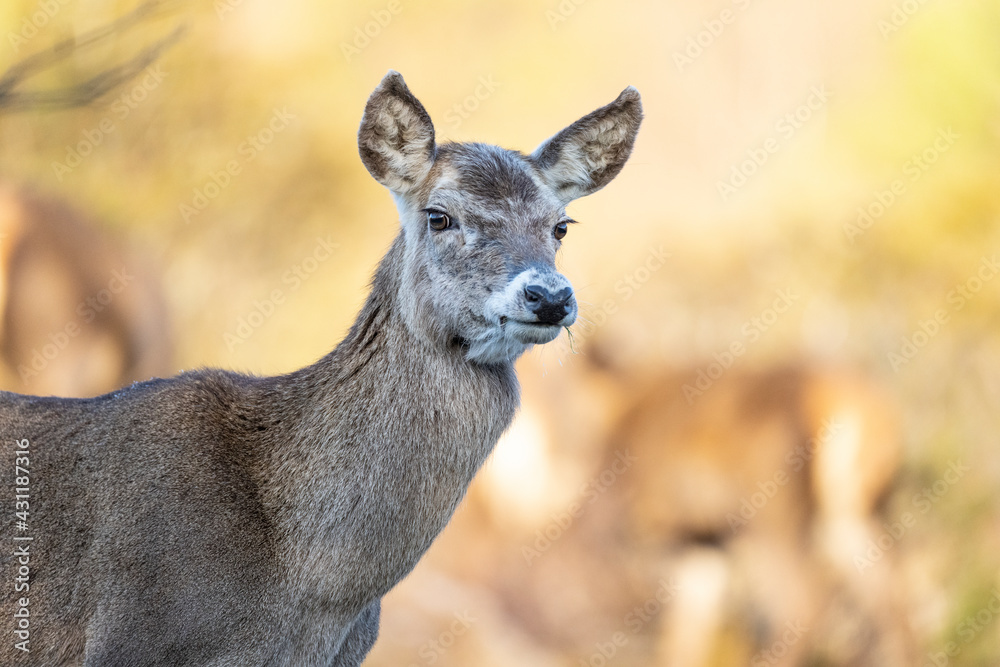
(531, 87, 642, 204)
(358, 71, 436, 195)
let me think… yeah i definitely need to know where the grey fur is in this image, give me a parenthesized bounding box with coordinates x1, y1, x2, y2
(0, 71, 641, 666)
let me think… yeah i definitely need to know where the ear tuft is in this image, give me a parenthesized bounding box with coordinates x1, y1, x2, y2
(531, 86, 643, 204)
(358, 71, 436, 195)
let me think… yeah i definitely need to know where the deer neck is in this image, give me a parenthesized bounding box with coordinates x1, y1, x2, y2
(265, 233, 519, 601)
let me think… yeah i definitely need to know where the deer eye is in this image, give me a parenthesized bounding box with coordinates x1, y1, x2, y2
(553, 221, 568, 240)
(426, 210, 451, 231)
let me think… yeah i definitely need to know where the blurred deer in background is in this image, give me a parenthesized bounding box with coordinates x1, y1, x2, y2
(0, 183, 172, 397)
(445, 341, 916, 667)
(0, 2, 182, 397)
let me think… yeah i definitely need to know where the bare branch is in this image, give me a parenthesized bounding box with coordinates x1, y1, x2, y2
(0, 0, 186, 113)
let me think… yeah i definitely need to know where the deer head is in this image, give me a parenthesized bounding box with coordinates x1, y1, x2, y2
(358, 71, 642, 365)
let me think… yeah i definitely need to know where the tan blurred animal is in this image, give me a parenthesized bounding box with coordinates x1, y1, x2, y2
(415, 341, 915, 667)
(0, 183, 171, 397)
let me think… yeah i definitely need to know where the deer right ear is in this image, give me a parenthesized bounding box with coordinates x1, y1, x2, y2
(358, 71, 436, 196)
(531, 87, 643, 204)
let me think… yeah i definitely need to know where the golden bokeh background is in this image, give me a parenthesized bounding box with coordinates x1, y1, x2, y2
(1, 0, 998, 664)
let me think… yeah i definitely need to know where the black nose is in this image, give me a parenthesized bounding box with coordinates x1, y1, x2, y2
(524, 284, 574, 325)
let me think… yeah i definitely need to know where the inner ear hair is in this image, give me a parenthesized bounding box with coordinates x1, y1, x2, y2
(531, 86, 643, 203)
(358, 71, 437, 194)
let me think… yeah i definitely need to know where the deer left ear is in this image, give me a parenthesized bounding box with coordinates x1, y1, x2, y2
(358, 71, 436, 196)
(530, 87, 642, 204)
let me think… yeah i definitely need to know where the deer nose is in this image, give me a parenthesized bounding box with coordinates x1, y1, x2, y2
(523, 284, 574, 325)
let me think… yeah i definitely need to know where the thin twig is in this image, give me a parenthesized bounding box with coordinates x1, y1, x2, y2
(0, 0, 186, 113)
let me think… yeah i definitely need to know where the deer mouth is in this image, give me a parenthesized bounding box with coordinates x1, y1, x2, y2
(464, 314, 564, 364)
(499, 316, 563, 343)
(501, 316, 558, 328)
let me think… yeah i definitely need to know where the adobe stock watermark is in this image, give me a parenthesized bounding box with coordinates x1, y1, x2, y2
(215, 0, 247, 20)
(843, 127, 959, 243)
(887, 253, 998, 372)
(443, 75, 500, 130)
(16, 269, 135, 384)
(224, 236, 338, 351)
(854, 459, 969, 573)
(672, 0, 755, 72)
(682, 287, 801, 405)
(878, 0, 934, 39)
(545, 0, 592, 31)
(180, 107, 297, 224)
(726, 417, 843, 533)
(405, 611, 475, 667)
(50, 65, 168, 182)
(716, 85, 830, 201)
(11, 437, 33, 653)
(751, 619, 808, 667)
(522, 449, 636, 566)
(579, 578, 681, 667)
(562, 245, 671, 350)
(340, 0, 404, 62)
(7, 0, 71, 54)
(925, 588, 1000, 666)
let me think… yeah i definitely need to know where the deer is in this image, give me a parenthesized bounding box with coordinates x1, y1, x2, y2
(0, 71, 642, 666)
(461, 349, 914, 666)
(0, 183, 172, 398)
